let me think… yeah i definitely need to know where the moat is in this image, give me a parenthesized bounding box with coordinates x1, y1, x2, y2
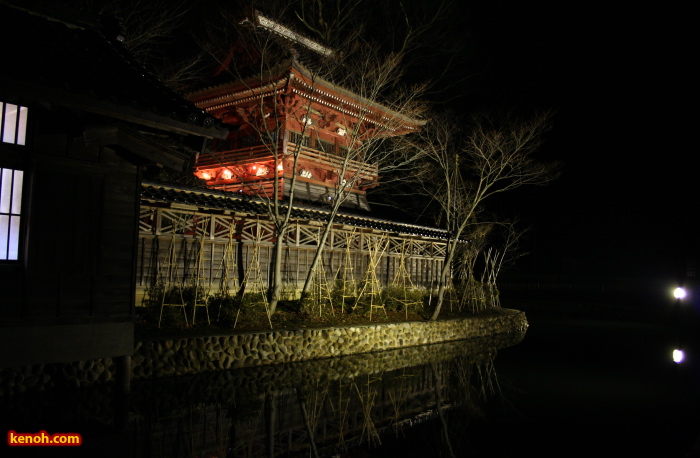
(2, 304, 699, 457)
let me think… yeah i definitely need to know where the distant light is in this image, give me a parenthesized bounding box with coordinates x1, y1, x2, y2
(195, 170, 212, 180)
(673, 349, 685, 364)
(674, 287, 687, 300)
(220, 169, 233, 180)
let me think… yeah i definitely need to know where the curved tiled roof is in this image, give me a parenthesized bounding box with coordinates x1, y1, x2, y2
(141, 181, 449, 240)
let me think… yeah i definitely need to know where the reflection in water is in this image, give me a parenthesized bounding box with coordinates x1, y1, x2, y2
(0, 331, 525, 457)
(129, 331, 524, 458)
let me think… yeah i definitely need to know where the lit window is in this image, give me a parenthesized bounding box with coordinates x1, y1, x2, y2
(1, 102, 28, 145)
(0, 168, 23, 261)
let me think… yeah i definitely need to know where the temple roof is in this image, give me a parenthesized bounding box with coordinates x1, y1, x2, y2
(141, 181, 448, 240)
(188, 59, 425, 136)
(0, 1, 228, 139)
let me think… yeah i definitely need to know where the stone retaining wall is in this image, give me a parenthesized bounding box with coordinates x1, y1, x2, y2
(132, 309, 527, 379)
(130, 329, 527, 416)
(0, 310, 527, 396)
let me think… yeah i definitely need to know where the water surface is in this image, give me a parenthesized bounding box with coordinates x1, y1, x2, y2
(3, 308, 698, 458)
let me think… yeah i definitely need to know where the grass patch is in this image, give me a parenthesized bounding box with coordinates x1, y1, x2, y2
(135, 287, 512, 341)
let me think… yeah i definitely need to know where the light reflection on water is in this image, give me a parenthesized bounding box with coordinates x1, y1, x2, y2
(484, 313, 700, 458)
(0, 331, 526, 458)
(4, 312, 697, 458)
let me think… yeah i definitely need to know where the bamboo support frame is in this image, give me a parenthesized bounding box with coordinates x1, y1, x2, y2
(138, 204, 448, 319)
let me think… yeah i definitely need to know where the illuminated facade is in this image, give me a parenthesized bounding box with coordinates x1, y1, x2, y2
(188, 13, 423, 211)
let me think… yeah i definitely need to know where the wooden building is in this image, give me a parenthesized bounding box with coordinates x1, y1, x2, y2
(188, 11, 425, 212)
(0, 3, 227, 367)
(135, 11, 442, 316)
(137, 182, 448, 310)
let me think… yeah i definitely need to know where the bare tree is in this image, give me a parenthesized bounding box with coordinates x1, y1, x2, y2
(69, 0, 203, 87)
(194, 5, 326, 315)
(416, 111, 558, 321)
(477, 220, 529, 309)
(297, 46, 428, 298)
(190, 4, 430, 315)
(451, 223, 491, 312)
(97, 0, 188, 56)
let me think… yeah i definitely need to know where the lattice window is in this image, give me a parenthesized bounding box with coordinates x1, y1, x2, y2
(210, 215, 236, 239)
(240, 220, 276, 243)
(317, 138, 335, 155)
(330, 230, 349, 249)
(288, 130, 309, 147)
(158, 209, 210, 236)
(139, 208, 157, 233)
(1, 102, 28, 145)
(295, 225, 320, 246)
(433, 242, 447, 257)
(413, 240, 431, 258)
(0, 168, 23, 260)
(387, 237, 403, 255)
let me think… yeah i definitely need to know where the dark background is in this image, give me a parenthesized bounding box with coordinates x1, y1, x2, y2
(450, 1, 695, 280)
(52, 0, 695, 281)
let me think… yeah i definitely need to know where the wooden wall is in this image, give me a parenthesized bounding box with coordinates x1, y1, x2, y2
(135, 205, 447, 306)
(1, 105, 137, 366)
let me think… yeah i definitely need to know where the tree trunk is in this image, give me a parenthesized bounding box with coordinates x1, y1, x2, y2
(268, 227, 286, 315)
(429, 239, 458, 321)
(301, 226, 333, 295)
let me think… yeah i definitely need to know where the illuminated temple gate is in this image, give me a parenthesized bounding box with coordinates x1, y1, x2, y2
(135, 11, 441, 308)
(136, 183, 447, 306)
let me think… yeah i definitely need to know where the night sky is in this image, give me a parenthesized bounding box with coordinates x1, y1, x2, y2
(48, 0, 694, 280)
(450, 1, 695, 279)
(104, 0, 694, 281)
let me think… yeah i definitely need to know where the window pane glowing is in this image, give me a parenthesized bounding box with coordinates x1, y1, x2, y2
(0, 168, 12, 213)
(0, 168, 23, 261)
(17, 106, 28, 145)
(8, 215, 20, 260)
(1, 102, 28, 145)
(0, 215, 8, 259)
(2, 103, 18, 143)
(11, 170, 23, 213)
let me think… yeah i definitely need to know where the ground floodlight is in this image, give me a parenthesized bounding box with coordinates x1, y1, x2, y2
(673, 349, 685, 364)
(674, 287, 686, 300)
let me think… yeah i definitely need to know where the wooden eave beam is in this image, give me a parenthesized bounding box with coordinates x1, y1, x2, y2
(84, 124, 190, 170)
(191, 75, 291, 112)
(290, 62, 426, 130)
(3, 79, 228, 140)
